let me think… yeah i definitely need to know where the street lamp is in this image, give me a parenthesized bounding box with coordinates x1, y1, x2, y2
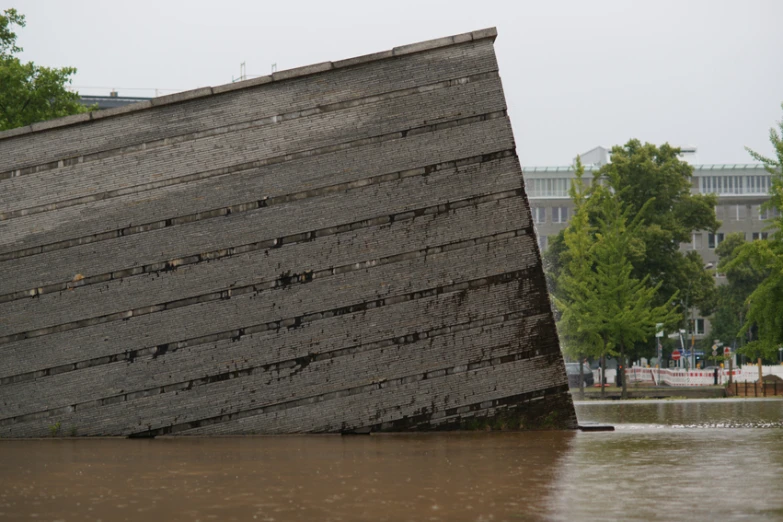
(779, 346, 782, 364)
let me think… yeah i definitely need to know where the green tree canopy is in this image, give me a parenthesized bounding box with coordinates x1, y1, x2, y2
(598, 141, 719, 310)
(546, 140, 718, 363)
(0, 8, 88, 131)
(725, 104, 783, 360)
(552, 157, 599, 396)
(711, 233, 768, 353)
(553, 159, 679, 398)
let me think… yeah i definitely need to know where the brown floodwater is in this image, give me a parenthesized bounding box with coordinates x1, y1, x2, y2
(0, 399, 781, 522)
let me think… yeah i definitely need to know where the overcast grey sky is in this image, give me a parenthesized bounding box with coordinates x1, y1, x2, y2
(11, 0, 783, 166)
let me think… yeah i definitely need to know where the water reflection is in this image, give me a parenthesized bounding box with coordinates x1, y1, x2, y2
(0, 400, 781, 521)
(551, 400, 783, 521)
(575, 398, 783, 428)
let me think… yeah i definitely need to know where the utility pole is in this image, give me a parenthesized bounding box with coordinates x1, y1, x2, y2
(691, 313, 696, 370)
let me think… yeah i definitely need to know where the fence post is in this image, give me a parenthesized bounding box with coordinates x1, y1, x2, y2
(758, 358, 763, 387)
(729, 358, 733, 384)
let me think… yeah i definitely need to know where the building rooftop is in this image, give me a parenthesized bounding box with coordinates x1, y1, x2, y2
(80, 94, 152, 111)
(524, 163, 766, 173)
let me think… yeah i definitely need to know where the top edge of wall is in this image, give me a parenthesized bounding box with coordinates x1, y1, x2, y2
(0, 27, 497, 142)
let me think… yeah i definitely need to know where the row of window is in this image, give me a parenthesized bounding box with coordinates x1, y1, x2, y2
(717, 205, 780, 221)
(532, 204, 779, 225)
(698, 175, 771, 195)
(689, 232, 724, 250)
(527, 174, 772, 199)
(539, 230, 772, 254)
(532, 206, 569, 224)
(688, 231, 771, 249)
(527, 178, 571, 198)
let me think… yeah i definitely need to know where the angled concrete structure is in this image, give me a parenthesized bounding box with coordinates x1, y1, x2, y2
(0, 28, 577, 437)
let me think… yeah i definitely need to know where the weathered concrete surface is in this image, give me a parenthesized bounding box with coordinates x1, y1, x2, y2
(0, 28, 577, 436)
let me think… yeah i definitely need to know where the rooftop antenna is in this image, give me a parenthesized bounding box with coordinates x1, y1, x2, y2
(232, 62, 247, 83)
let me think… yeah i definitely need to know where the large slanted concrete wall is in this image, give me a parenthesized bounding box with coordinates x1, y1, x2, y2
(0, 28, 577, 437)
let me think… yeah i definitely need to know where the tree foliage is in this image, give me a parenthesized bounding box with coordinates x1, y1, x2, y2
(552, 158, 598, 396)
(547, 140, 718, 363)
(711, 233, 767, 353)
(0, 8, 88, 131)
(597, 140, 719, 313)
(725, 105, 783, 360)
(553, 157, 679, 398)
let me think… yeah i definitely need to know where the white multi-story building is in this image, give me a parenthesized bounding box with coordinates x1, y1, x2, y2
(525, 146, 773, 341)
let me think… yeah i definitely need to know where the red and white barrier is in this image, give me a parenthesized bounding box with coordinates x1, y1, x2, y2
(623, 365, 783, 386)
(625, 367, 718, 386)
(722, 366, 783, 383)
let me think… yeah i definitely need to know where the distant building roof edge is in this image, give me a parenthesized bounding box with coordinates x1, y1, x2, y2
(524, 163, 767, 173)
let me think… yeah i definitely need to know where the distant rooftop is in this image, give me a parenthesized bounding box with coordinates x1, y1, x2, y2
(524, 163, 766, 173)
(524, 145, 764, 174)
(80, 92, 151, 111)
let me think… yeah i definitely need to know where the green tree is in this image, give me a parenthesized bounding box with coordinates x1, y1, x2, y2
(711, 233, 767, 355)
(548, 140, 719, 363)
(727, 238, 783, 361)
(599, 141, 718, 312)
(588, 188, 679, 398)
(746, 102, 783, 221)
(554, 167, 679, 399)
(0, 8, 88, 131)
(725, 104, 783, 361)
(552, 157, 601, 398)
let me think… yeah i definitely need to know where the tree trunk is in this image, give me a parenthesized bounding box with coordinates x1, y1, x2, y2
(620, 343, 628, 400)
(578, 358, 585, 400)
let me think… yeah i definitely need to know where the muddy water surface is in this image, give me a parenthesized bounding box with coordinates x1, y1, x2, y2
(0, 399, 781, 521)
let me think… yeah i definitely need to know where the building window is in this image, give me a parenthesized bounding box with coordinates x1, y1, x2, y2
(759, 207, 780, 220)
(528, 178, 571, 198)
(692, 233, 703, 250)
(708, 232, 724, 249)
(748, 175, 771, 195)
(733, 205, 747, 220)
(699, 174, 770, 196)
(552, 207, 569, 223)
(532, 207, 546, 224)
(694, 318, 705, 335)
(752, 232, 769, 241)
